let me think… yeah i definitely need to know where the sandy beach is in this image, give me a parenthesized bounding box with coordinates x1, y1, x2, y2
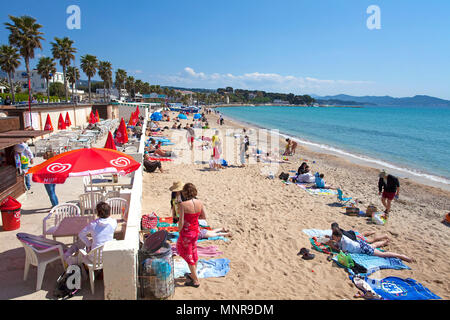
(143, 111, 450, 300)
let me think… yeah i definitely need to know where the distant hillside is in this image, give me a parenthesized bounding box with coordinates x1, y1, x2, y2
(316, 94, 450, 107)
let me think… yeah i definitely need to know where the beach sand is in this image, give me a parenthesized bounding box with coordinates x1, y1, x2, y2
(142, 111, 450, 300)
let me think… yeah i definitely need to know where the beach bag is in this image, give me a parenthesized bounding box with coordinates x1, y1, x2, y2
(279, 172, 290, 181)
(346, 207, 360, 216)
(337, 251, 354, 268)
(53, 266, 81, 300)
(366, 205, 377, 217)
(142, 212, 158, 231)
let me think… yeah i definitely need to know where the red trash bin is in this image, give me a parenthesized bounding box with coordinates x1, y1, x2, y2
(1, 196, 22, 231)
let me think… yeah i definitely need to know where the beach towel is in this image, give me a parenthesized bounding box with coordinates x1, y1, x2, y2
(171, 245, 223, 258)
(310, 237, 339, 254)
(168, 232, 229, 243)
(174, 258, 230, 279)
(303, 229, 332, 238)
(353, 276, 441, 300)
(296, 183, 337, 196)
(17, 233, 66, 250)
(146, 156, 174, 162)
(333, 253, 410, 276)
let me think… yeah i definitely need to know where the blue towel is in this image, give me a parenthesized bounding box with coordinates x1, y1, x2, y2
(174, 258, 230, 279)
(357, 276, 441, 300)
(333, 253, 411, 276)
(169, 232, 229, 243)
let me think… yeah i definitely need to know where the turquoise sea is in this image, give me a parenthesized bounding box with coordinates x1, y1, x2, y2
(217, 105, 450, 186)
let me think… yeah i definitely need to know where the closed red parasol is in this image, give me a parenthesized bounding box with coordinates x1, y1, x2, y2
(27, 147, 140, 184)
(65, 112, 72, 127)
(104, 131, 117, 150)
(89, 111, 96, 124)
(115, 118, 129, 144)
(44, 114, 54, 131)
(95, 109, 100, 123)
(58, 113, 66, 130)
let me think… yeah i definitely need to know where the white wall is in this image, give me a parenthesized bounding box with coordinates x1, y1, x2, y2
(102, 108, 148, 300)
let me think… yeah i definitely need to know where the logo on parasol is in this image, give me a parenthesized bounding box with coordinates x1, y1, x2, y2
(110, 157, 130, 168)
(46, 163, 72, 173)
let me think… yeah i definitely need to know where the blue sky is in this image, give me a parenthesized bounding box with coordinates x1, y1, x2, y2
(1, 0, 449, 99)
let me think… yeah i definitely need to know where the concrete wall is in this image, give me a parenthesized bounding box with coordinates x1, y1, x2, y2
(102, 108, 148, 300)
(117, 103, 149, 122)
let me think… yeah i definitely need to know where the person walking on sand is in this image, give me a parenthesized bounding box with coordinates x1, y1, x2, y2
(378, 170, 400, 218)
(176, 183, 204, 288)
(239, 135, 249, 167)
(186, 124, 195, 150)
(212, 130, 222, 170)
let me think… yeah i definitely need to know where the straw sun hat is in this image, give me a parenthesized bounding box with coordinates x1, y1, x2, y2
(169, 181, 184, 192)
(379, 170, 387, 178)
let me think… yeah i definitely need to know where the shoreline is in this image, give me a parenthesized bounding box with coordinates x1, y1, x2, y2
(216, 109, 450, 192)
(211, 104, 363, 108)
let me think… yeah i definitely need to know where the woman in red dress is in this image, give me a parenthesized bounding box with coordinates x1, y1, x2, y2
(176, 183, 205, 287)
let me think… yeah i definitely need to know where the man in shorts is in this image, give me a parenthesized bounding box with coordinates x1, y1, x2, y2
(378, 170, 400, 218)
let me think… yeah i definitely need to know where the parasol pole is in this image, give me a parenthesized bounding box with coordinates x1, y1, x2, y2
(90, 173, 94, 215)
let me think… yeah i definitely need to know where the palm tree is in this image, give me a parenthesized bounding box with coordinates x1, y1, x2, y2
(134, 79, 143, 95)
(66, 66, 80, 104)
(115, 69, 127, 100)
(0, 45, 21, 104)
(51, 37, 76, 102)
(36, 57, 56, 103)
(80, 54, 98, 103)
(125, 76, 135, 99)
(98, 61, 112, 102)
(5, 15, 44, 108)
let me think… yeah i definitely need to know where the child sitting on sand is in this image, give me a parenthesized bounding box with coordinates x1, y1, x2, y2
(328, 229, 414, 263)
(314, 172, 334, 189)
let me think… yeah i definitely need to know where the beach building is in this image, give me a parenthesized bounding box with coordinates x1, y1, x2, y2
(0, 115, 51, 201)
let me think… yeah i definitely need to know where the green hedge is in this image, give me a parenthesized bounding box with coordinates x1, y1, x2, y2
(0, 92, 61, 103)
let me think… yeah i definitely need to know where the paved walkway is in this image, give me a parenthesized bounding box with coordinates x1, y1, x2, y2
(0, 130, 127, 300)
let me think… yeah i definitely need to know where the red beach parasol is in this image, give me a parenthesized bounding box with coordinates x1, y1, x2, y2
(58, 113, 66, 130)
(115, 118, 129, 144)
(95, 109, 100, 123)
(104, 131, 117, 150)
(65, 112, 72, 128)
(27, 148, 140, 184)
(44, 114, 54, 131)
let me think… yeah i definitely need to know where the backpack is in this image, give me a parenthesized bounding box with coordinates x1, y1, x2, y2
(53, 265, 81, 300)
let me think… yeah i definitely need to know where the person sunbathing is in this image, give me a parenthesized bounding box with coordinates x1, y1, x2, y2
(198, 227, 232, 240)
(328, 229, 414, 263)
(329, 222, 390, 247)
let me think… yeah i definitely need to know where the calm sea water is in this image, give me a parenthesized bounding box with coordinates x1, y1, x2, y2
(217, 105, 450, 185)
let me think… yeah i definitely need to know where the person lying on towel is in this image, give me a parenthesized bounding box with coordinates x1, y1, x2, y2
(327, 229, 415, 263)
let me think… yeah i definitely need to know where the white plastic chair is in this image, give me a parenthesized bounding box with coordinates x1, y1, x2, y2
(19, 240, 66, 291)
(79, 245, 104, 294)
(43, 203, 81, 238)
(83, 176, 102, 193)
(79, 193, 104, 215)
(105, 198, 128, 220)
(104, 191, 120, 200)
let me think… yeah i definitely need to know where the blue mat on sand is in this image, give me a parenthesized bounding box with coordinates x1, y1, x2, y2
(174, 258, 230, 279)
(352, 276, 441, 300)
(333, 253, 411, 276)
(169, 232, 229, 243)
